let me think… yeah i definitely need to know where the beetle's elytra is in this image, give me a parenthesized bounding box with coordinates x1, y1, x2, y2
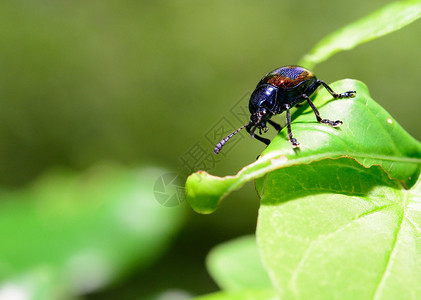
(214, 65, 356, 154)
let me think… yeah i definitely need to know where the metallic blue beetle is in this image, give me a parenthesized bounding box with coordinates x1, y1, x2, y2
(214, 65, 356, 154)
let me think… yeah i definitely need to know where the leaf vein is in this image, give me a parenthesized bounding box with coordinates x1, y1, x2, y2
(356, 204, 396, 219)
(372, 195, 406, 300)
(405, 215, 421, 236)
(290, 204, 395, 295)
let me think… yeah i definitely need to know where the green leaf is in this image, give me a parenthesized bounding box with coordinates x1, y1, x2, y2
(0, 268, 73, 300)
(299, 0, 421, 69)
(186, 79, 421, 214)
(206, 235, 272, 291)
(193, 288, 277, 300)
(257, 160, 421, 300)
(0, 165, 186, 296)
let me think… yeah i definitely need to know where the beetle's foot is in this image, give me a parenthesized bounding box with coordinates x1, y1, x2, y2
(264, 125, 269, 133)
(321, 119, 343, 127)
(290, 138, 300, 148)
(338, 90, 356, 99)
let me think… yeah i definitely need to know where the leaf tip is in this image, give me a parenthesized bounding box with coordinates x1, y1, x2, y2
(185, 171, 233, 214)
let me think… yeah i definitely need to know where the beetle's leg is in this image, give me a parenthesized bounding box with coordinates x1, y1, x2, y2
(317, 80, 356, 99)
(263, 125, 269, 133)
(246, 124, 271, 145)
(302, 94, 342, 127)
(268, 120, 282, 132)
(284, 104, 300, 148)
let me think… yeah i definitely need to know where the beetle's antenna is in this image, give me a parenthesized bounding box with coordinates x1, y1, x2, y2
(214, 122, 250, 154)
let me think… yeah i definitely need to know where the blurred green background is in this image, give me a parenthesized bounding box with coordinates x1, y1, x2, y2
(0, 0, 419, 299)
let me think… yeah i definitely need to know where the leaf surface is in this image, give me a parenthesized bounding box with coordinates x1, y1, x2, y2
(0, 165, 186, 296)
(257, 160, 421, 300)
(206, 235, 272, 291)
(186, 79, 421, 214)
(193, 288, 277, 300)
(299, 0, 421, 69)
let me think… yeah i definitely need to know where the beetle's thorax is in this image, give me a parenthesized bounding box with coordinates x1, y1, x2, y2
(248, 84, 277, 129)
(249, 84, 277, 114)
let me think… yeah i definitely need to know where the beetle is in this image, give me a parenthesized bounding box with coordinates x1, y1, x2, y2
(214, 65, 356, 154)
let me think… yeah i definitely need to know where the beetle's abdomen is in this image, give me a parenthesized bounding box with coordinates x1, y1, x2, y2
(259, 66, 315, 89)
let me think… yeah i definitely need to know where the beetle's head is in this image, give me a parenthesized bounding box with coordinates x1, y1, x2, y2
(248, 84, 277, 135)
(213, 85, 277, 155)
